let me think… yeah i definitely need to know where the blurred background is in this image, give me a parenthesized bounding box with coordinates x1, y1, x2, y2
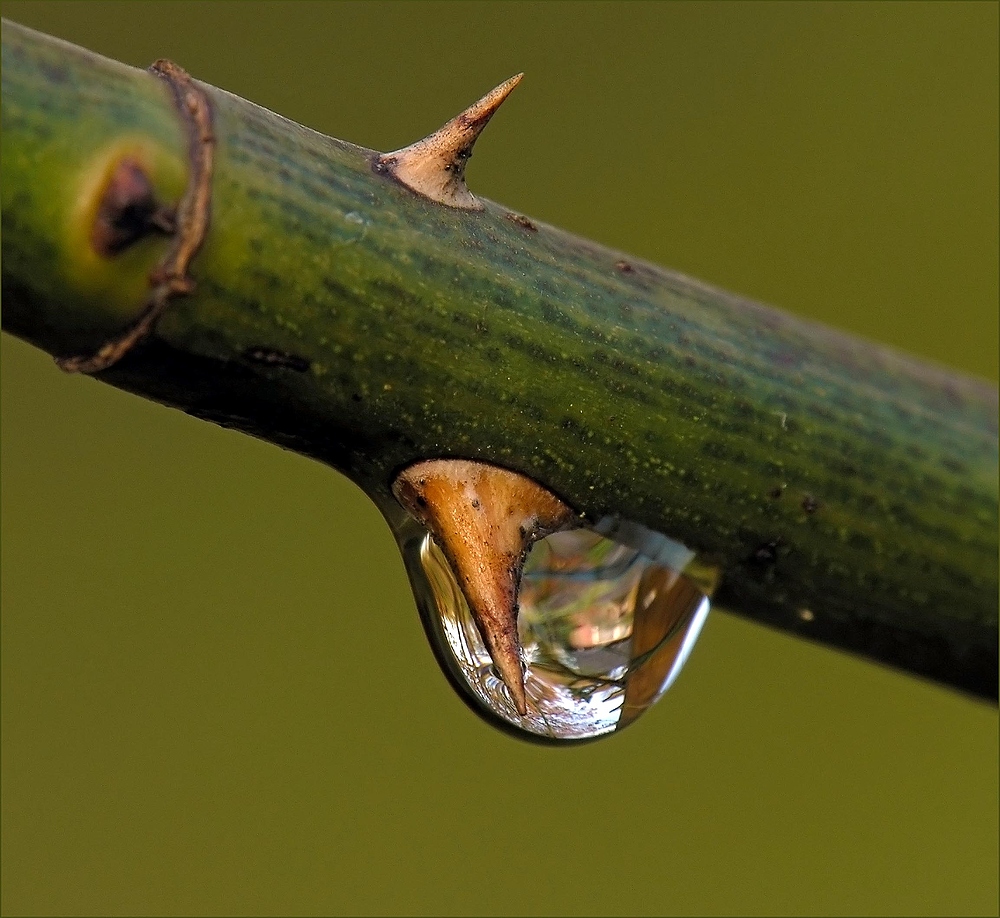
(2, 2, 997, 915)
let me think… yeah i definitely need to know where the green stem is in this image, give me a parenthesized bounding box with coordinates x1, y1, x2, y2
(2, 21, 996, 699)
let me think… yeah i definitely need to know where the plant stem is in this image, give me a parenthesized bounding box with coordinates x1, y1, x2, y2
(2, 20, 996, 699)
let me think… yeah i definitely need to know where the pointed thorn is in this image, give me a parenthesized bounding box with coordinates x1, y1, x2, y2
(376, 73, 524, 210)
(393, 459, 573, 717)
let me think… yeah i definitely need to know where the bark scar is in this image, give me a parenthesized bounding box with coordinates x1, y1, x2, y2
(57, 59, 215, 374)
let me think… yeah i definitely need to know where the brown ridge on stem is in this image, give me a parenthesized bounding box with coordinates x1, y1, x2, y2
(393, 459, 574, 715)
(374, 73, 523, 211)
(56, 58, 214, 374)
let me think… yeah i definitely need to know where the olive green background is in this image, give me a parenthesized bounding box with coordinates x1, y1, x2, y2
(2, 2, 997, 915)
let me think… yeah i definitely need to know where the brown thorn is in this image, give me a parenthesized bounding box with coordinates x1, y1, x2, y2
(374, 73, 523, 211)
(56, 59, 215, 374)
(393, 459, 574, 716)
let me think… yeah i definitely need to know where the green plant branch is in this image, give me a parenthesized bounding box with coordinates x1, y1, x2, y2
(2, 21, 997, 699)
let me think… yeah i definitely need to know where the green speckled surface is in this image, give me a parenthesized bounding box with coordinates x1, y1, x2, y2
(3, 20, 996, 697)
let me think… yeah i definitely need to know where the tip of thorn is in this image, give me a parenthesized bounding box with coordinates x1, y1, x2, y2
(487, 634, 528, 717)
(460, 73, 523, 129)
(512, 687, 528, 718)
(494, 71, 525, 98)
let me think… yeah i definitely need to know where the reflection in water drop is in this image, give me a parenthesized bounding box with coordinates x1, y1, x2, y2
(400, 523, 711, 743)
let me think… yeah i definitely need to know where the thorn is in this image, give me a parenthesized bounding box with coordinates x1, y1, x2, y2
(393, 459, 573, 715)
(376, 73, 523, 210)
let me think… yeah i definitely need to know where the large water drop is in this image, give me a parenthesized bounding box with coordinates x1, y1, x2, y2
(399, 521, 711, 743)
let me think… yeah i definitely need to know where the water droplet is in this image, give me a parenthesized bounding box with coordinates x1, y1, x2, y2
(398, 520, 712, 743)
